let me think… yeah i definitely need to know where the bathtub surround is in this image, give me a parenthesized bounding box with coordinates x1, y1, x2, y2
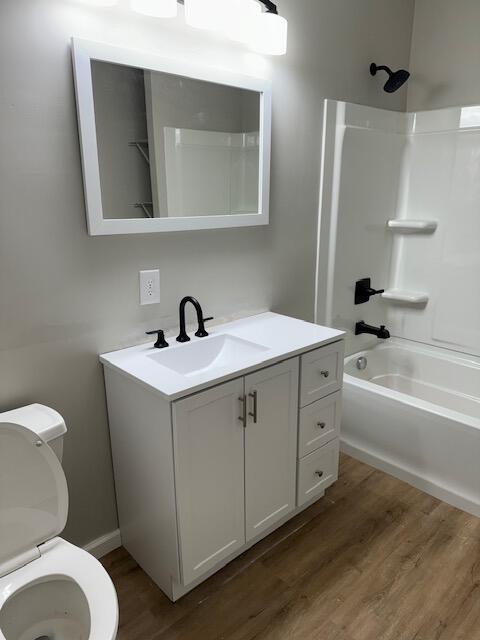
(0, 0, 414, 547)
(319, 100, 480, 360)
(319, 100, 480, 515)
(316, 101, 405, 354)
(390, 106, 480, 358)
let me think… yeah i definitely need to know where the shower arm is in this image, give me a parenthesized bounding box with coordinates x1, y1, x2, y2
(374, 65, 393, 76)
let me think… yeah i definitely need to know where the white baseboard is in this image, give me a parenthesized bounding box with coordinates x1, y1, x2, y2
(84, 529, 122, 559)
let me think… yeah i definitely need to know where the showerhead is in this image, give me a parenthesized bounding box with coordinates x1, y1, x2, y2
(370, 63, 410, 94)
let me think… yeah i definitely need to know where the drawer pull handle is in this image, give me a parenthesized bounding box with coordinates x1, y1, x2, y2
(320, 370, 330, 378)
(317, 422, 326, 429)
(315, 470, 324, 478)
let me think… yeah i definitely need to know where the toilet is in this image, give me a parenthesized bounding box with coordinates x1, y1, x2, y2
(0, 404, 118, 640)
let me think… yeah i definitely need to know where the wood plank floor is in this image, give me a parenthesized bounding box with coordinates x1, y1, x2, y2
(102, 454, 480, 640)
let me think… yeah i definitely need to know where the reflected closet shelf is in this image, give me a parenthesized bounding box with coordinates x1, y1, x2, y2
(381, 289, 429, 304)
(387, 219, 438, 233)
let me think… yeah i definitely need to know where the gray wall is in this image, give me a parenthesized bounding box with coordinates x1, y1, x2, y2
(408, 0, 480, 111)
(145, 71, 259, 134)
(0, 0, 414, 546)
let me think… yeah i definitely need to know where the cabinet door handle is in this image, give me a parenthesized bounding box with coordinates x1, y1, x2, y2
(248, 391, 258, 424)
(320, 370, 330, 378)
(315, 470, 324, 478)
(238, 396, 247, 427)
(317, 422, 326, 429)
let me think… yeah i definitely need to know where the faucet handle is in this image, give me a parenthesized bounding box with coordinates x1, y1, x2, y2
(146, 329, 169, 349)
(195, 316, 214, 338)
(355, 278, 385, 305)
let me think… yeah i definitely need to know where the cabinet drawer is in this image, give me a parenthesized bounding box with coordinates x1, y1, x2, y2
(297, 439, 339, 507)
(298, 391, 341, 458)
(300, 341, 344, 407)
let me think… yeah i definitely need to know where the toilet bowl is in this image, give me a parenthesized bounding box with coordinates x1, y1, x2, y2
(0, 405, 118, 640)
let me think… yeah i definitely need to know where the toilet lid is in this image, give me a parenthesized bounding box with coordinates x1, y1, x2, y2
(0, 422, 68, 574)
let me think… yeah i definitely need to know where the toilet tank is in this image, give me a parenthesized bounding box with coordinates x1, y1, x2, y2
(0, 404, 67, 460)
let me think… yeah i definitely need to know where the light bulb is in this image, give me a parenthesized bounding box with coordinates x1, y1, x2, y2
(184, 0, 224, 31)
(222, 0, 261, 44)
(250, 11, 288, 56)
(130, 0, 177, 17)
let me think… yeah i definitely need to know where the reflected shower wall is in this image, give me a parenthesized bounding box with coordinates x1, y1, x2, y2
(144, 69, 260, 218)
(90, 61, 260, 220)
(163, 128, 259, 217)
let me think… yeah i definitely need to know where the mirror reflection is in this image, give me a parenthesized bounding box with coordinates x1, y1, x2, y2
(91, 61, 261, 220)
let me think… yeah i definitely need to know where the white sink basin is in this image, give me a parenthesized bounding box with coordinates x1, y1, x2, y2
(100, 312, 345, 399)
(148, 334, 269, 377)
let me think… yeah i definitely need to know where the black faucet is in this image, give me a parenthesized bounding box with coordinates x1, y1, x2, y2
(355, 321, 390, 340)
(177, 297, 213, 343)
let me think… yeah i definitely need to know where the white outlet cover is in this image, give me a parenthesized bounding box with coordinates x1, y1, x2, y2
(139, 269, 160, 306)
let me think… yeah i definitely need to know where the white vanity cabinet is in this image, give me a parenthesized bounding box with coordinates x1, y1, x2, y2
(173, 359, 299, 586)
(102, 314, 345, 602)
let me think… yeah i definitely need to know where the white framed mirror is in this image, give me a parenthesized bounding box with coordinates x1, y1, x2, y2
(72, 38, 272, 235)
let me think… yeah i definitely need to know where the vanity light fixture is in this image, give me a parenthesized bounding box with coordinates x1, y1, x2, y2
(76, 0, 119, 6)
(250, 6, 288, 56)
(184, 0, 223, 31)
(83, 0, 288, 55)
(223, 0, 262, 44)
(130, 0, 178, 17)
(183, 0, 288, 55)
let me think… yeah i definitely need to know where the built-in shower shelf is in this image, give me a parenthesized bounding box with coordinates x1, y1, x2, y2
(382, 289, 429, 304)
(387, 219, 438, 233)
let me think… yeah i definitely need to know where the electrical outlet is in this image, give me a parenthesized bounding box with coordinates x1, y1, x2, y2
(139, 270, 160, 306)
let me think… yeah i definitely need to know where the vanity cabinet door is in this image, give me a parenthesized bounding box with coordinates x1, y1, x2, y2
(244, 359, 299, 542)
(173, 379, 246, 586)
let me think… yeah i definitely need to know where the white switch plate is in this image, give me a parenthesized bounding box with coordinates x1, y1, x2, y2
(139, 270, 160, 305)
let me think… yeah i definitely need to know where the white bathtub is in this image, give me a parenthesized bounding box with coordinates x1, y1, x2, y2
(342, 338, 480, 517)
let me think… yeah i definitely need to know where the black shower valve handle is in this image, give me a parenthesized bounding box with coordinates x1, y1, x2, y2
(355, 278, 385, 305)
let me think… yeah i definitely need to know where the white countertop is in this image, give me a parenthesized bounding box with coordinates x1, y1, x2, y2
(100, 312, 345, 400)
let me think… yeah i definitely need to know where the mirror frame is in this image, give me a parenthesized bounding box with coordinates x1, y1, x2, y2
(72, 38, 272, 235)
